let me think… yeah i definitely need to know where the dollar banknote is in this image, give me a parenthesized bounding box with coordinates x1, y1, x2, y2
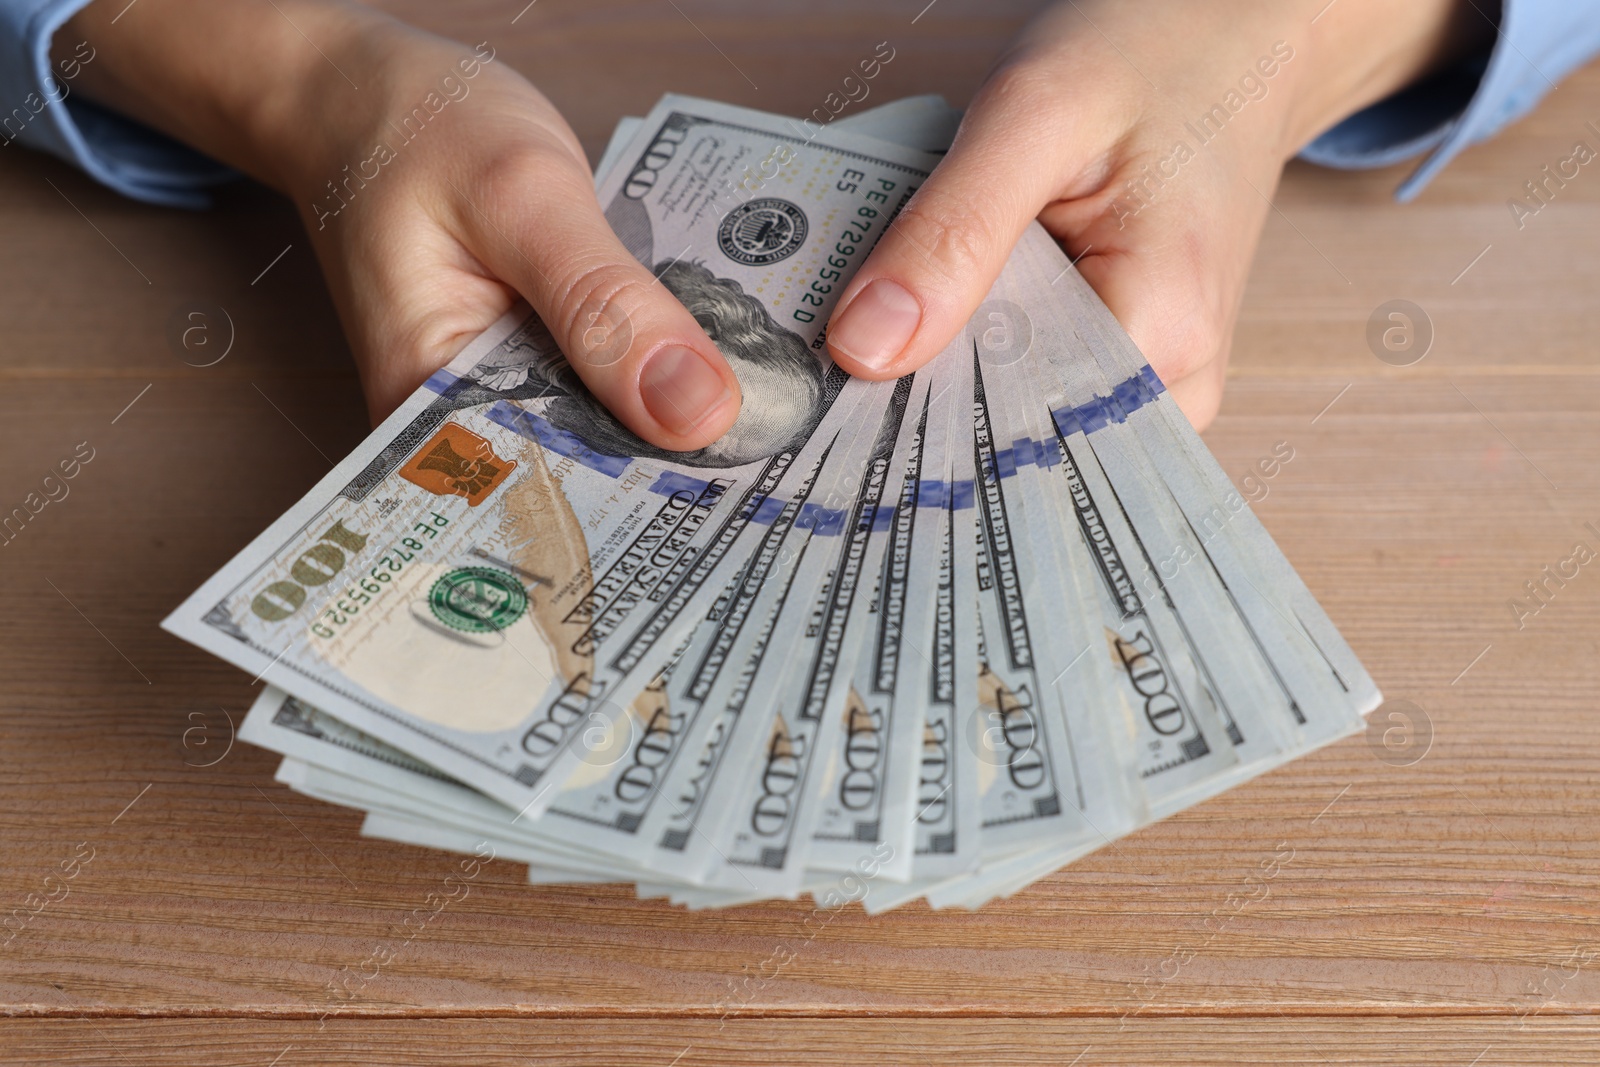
(175, 94, 1380, 912)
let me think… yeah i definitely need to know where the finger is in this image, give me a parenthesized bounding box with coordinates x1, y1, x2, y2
(460, 143, 741, 452)
(826, 65, 1084, 379)
(1162, 334, 1230, 431)
(1073, 245, 1232, 433)
(1044, 161, 1270, 433)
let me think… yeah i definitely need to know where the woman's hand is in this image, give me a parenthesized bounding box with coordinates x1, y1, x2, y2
(824, 0, 1489, 429)
(63, 0, 742, 448)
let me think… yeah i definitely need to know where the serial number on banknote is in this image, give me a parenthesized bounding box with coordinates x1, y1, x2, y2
(247, 512, 452, 638)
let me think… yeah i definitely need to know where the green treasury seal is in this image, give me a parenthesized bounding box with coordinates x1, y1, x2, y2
(428, 567, 528, 633)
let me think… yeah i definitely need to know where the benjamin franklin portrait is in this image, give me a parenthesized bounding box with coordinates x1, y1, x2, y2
(447, 260, 829, 468)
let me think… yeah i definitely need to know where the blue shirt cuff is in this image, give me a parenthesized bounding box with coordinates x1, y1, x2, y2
(1, 0, 236, 208)
(1301, 0, 1600, 201)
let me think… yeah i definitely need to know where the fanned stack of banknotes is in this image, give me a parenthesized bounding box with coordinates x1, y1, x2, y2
(164, 94, 1380, 911)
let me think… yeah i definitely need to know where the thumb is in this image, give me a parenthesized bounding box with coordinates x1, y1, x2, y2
(825, 75, 1074, 379)
(461, 154, 741, 452)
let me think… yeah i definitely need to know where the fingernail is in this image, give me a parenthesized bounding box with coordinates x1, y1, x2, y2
(640, 345, 734, 437)
(829, 279, 921, 372)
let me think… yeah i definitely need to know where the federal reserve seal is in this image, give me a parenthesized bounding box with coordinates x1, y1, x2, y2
(428, 567, 528, 634)
(717, 198, 808, 266)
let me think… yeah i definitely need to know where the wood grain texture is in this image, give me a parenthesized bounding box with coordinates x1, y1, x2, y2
(2, 0, 1599, 1062)
(6, 1018, 1600, 1066)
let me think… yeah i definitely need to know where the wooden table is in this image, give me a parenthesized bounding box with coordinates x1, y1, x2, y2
(4, 1, 1599, 1062)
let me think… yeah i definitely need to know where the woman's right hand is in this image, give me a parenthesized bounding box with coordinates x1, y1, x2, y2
(64, 0, 744, 448)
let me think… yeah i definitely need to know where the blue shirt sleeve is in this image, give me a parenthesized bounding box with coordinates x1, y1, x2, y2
(0, 0, 234, 208)
(1301, 0, 1600, 201)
